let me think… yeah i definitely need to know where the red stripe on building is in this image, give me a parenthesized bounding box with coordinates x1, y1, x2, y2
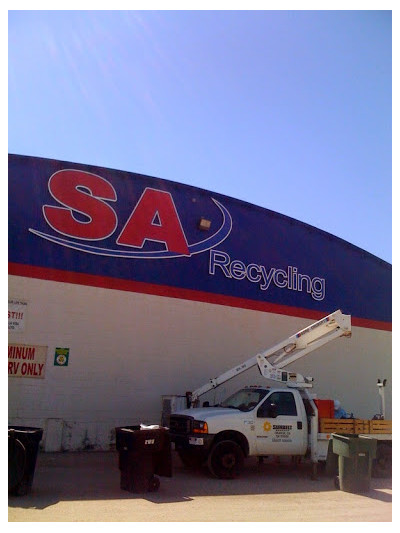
(9, 262, 392, 332)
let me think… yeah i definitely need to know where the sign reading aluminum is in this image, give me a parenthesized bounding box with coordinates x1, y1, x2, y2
(8, 344, 47, 378)
(8, 155, 391, 327)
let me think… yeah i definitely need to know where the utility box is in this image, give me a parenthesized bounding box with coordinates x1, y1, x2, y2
(161, 395, 188, 427)
(332, 433, 377, 493)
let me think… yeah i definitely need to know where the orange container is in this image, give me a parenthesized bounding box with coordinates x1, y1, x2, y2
(314, 399, 334, 419)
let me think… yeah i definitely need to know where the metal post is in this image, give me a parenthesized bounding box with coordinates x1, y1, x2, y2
(377, 379, 387, 419)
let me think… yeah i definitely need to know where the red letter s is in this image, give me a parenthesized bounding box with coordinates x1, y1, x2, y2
(43, 170, 117, 240)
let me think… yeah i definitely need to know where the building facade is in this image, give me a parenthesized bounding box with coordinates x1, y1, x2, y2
(8, 154, 392, 451)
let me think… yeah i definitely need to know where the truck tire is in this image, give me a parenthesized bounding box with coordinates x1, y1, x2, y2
(372, 443, 392, 478)
(207, 440, 244, 479)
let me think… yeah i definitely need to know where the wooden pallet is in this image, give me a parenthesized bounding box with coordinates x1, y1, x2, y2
(319, 418, 356, 434)
(354, 419, 371, 433)
(369, 419, 392, 434)
(319, 418, 391, 435)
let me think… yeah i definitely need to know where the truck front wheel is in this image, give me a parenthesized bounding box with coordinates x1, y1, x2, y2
(207, 440, 244, 479)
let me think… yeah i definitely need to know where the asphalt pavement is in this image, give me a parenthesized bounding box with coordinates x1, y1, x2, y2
(8, 451, 392, 522)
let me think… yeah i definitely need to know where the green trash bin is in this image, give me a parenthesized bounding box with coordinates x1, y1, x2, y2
(332, 433, 377, 493)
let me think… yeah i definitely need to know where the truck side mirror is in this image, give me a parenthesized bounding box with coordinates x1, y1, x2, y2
(267, 404, 278, 418)
(257, 402, 278, 418)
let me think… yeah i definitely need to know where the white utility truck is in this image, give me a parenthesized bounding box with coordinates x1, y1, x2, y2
(167, 310, 392, 479)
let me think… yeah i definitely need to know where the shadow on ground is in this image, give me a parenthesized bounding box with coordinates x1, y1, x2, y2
(8, 451, 392, 511)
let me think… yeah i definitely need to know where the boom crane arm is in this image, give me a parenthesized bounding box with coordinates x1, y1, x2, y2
(189, 310, 351, 405)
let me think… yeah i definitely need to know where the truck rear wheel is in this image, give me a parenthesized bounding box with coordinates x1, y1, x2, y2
(207, 440, 244, 479)
(372, 443, 392, 478)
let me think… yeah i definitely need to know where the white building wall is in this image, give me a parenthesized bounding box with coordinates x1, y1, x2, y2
(8, 275, 392, 451)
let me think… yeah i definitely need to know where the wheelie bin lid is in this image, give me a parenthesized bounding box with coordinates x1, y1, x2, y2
(9, 427, 43, 444)
(115, 425, 169, 452)
(332, 433, 377, 459)
(9, 426, 43, 434)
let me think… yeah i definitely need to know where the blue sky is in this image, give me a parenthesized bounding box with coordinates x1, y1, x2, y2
(8, 9, 392, 263)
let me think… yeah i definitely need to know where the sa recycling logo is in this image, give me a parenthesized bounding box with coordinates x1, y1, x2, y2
(29, 170, 233, 259)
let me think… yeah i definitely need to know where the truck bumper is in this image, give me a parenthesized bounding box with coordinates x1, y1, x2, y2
(171, 434, 214, 454)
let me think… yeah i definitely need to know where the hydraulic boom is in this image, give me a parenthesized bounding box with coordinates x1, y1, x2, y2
(189, 310, 351, 405)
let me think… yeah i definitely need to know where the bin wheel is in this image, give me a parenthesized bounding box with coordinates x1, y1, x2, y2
(8, 436, 26, 493)
(207, 440, 244, 479)
(372, 443, 392, 478)
(148, 476, 160, 492)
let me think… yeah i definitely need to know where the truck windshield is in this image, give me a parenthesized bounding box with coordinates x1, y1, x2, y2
(219, 388, 269, 412)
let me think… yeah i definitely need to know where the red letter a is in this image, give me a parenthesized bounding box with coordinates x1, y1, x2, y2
(117, 188, 189, 255)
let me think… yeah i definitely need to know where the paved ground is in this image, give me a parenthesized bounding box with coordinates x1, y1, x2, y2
(8, 451, 392, 522)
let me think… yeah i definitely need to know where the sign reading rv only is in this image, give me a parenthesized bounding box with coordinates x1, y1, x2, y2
(8, 344, 47, 378)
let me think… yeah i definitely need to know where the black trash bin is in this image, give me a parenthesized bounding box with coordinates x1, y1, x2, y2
(115, 425, 172, 493)
(8, 426, 43, 496)
(332, 433, 377, 493)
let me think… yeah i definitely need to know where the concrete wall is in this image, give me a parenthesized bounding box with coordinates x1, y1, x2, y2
(8, 275, 392, 451)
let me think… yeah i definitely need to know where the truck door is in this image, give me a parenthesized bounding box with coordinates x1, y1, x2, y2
(255, 390, 307, 456)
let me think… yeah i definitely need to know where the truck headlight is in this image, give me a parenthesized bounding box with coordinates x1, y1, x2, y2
(193, 420, 208, 434)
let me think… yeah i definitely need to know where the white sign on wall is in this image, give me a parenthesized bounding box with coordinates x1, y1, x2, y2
(8, 299, 28, 331)
(8, 344, 48, 378)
